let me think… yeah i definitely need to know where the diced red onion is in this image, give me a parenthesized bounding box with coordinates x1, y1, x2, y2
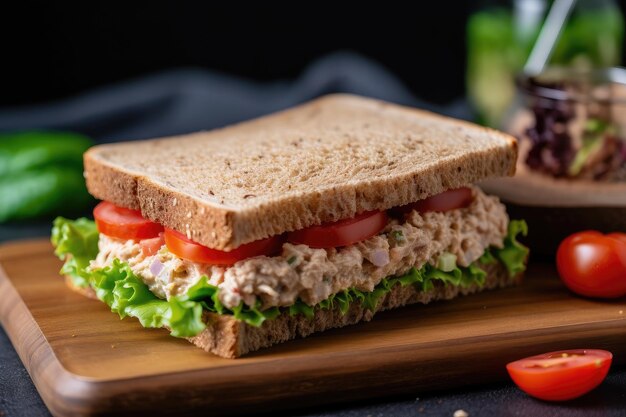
(150, 258, 165, 276)
(370, 249, 390, 267)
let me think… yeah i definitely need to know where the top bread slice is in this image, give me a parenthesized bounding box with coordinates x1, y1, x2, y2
(84, 94, 517, 250)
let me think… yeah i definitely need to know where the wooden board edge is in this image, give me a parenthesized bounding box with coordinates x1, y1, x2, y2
(0, 262, 104, 417)
(4, 314, 626, 417)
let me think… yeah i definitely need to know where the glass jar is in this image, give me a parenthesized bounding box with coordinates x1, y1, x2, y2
(509, 67, 626, 182)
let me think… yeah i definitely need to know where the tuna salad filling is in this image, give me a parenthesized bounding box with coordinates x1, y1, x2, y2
(90, 188, 507, 310)
(51, 188, 529, 338)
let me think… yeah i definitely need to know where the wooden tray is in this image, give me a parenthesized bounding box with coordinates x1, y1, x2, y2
(1, 239, 625, 417)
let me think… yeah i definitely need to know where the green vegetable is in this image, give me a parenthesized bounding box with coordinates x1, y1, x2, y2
(0, 131, 94, 222)
(585, 118, 611, 134)
(232, 301, 281, 327)
(437, 252, 457, 272)
(0, 167, 93, 222)
(291, 220, 527, 317)
(467, 8, 525, 126)
(479, 250, 497, 265)
(91, 260, 206, 337)
(568, 135, 605, 177)
(0, 131, 92, 176)
(51, 217, 529, 338)
(288, 302, 315, 320)
(492, 220, 529, 277)
(391, 230, 405, 243)
(551, 9, 624, 68)
(467, 7, 624, 127)
(318, 290, 354, 315)
(568, 118, 615, 177)
(51, 217, 99, 288)
(286, 257, 489, 316)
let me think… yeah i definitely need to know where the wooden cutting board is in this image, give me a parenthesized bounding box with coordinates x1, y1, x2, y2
(1, 239, 626, 417)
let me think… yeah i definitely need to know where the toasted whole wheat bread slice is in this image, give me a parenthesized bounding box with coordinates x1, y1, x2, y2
(66, 261, 520, 358)
(84, 94, 517, 250)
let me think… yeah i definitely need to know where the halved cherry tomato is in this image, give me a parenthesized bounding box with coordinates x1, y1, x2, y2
(93, 201, 164, 240)
(393, 187, 473, 215)
(507, 349, 612, 401)
(164, 228, 284, 266)
(556, 231, 626, 298)
(287, 211, 388, 249)
(140, 234, 165, 256)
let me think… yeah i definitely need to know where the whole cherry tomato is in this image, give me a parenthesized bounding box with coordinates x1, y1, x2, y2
(556, 231, 626, 298)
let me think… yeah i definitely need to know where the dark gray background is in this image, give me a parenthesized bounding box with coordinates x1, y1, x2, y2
(1, 53, 625, 417)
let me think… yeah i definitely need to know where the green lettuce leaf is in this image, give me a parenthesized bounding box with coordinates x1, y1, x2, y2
(177, 276, 281, 326)
(288, 302, 315, 319)
(91, 260, 206, 337)
(479, 250, 497, 265)
(165, 299, 206, 337)
(51, 217, 99, 288)
(317, 290, 354, 315)
(233, 302, 280, 327)
(492, 219, 529, 277)
(463, 263, 487, 287)
(286, 260, 489, 317)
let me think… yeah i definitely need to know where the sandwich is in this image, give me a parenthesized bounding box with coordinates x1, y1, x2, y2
(51, 94, 529, 358)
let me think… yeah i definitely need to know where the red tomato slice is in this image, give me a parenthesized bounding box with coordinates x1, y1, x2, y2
(164, 228, 284, 266)
(556, 231, 626, 298)
(393, 187, 473, 215)
(140, 234, 165, 256)
(507, 349, 612, 401)
(287, 211, 388, 249)
(94, 201, 164, 240)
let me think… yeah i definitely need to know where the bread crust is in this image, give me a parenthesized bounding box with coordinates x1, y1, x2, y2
(64, 275, 98, 299)
(84, 94, 518, 250)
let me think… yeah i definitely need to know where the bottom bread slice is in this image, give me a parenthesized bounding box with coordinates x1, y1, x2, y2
(187, 261, 522, 358)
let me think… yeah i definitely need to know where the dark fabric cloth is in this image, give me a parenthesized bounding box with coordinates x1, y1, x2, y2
(1, 52, 625, 417)
(0, 51, 470, 142)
